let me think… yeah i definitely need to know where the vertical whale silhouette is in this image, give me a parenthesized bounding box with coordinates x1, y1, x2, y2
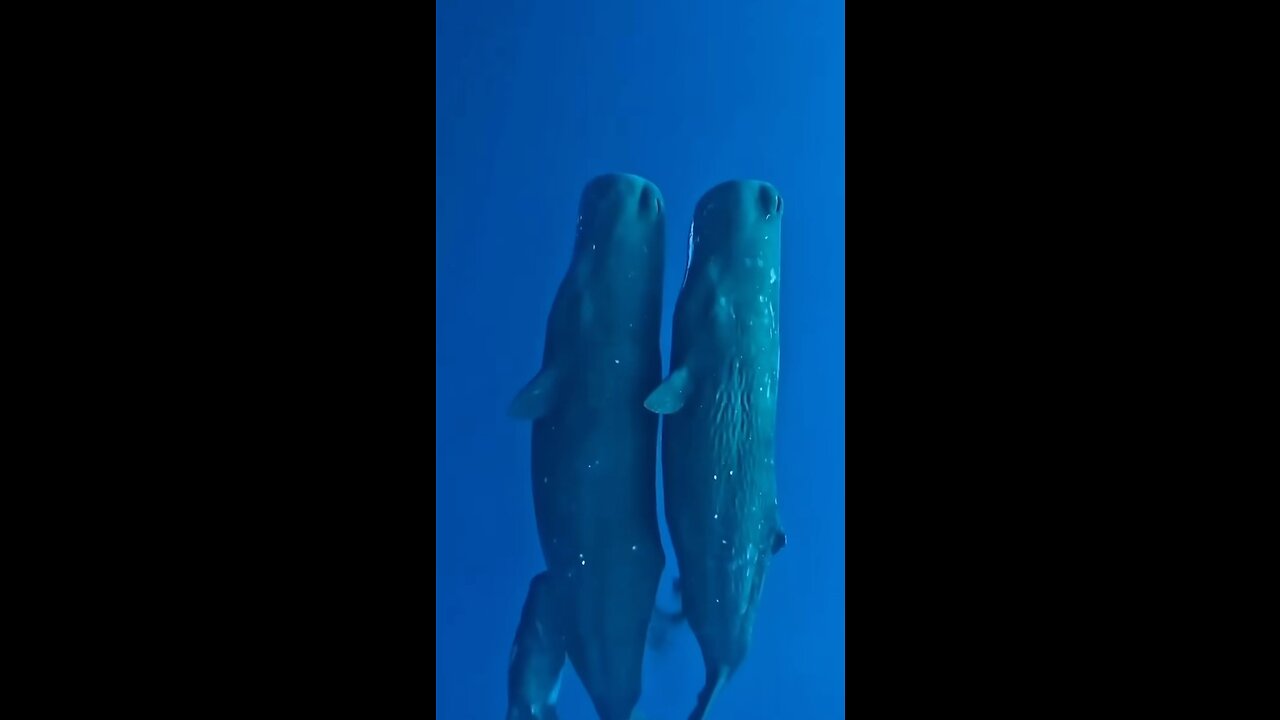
(645, 180, 787, 720)
(506, 173, 667, 720)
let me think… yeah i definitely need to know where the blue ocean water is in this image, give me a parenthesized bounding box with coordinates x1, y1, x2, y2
(436, 1, 845, 718)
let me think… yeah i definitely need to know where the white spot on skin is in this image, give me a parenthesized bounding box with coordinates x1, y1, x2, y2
(770, 268, 777, 284)
(682, 222, 696, 288)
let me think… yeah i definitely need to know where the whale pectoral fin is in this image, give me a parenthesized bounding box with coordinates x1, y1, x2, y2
(772, 528, 787, 555)
(509, 368, 561, 420)
(643, 367, 691, 414)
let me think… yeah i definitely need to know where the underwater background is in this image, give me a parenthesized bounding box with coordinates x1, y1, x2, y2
(436, 0, 845, 717)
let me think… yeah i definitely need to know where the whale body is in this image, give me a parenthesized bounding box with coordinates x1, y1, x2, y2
(645, 179, 787, 720)
(507, 173, 667, 720)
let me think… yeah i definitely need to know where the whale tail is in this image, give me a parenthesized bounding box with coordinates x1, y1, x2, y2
(646, 605, 685, 650)
(687, 666, 731, 720)
(506, 707, 559, 720)
(646, 576, 686, 650)
(507, 573, 567, 720)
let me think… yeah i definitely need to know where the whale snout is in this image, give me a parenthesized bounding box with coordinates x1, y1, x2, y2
(576, 174, 665, 262)
(581, 173, 664, 221)
(697, 180, 783, 224)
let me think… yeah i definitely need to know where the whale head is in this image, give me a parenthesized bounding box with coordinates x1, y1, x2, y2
(573, 173, 665, 276)
(672, 180, 782, 363)
(684, 179, 782, 291)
